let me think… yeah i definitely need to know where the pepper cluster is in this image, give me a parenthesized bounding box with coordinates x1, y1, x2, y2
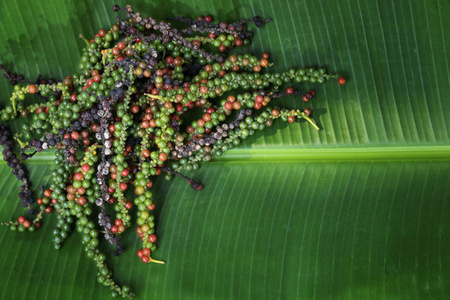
(0, 125, 35, 214)
(0, 4, 344, 298)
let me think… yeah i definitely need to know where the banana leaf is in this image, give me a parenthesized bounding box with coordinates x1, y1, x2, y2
(0, 0, 449, 299)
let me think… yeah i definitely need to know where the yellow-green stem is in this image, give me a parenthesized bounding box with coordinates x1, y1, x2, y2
(302, 114, 320, 130)
(79, 34, 90, 46)
(149, 256, 166, 264)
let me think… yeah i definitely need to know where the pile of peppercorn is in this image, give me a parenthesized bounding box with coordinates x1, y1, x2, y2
(0, 4, 344, 298)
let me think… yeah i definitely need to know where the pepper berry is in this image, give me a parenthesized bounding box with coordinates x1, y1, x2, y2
(338, 77, 346, 85)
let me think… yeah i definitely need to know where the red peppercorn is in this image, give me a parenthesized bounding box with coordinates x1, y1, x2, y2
(81, 164, 90, 173)
(148, 234, 157, 243)
(119, 182, 128, 191)
(91, 123, 99, 132)
(136, 226, 143, 235)
(173, 58, 182, 66)
(18, 216, 25, 223)
(121, 169, 129, 177)
(117, 41, 126, 50)
(137, 249, 144, 258)
(200, 86, 208, 94)
(304, 107, 312, 116)
(77, 196, 87, 205)
(23, 220, 31, 228)
(175, 103, 183, 112)
(81, 130, 89, 138)
(197, 119, 205, 127)
(142, 248, 151, 256)
(155, 168, 161, 176)
(125, 201, 133, 209)
(203, 113, 211, 122)
(74, 172, 83, 181)
(142, 149, 150, 158)
(28, 85, 37, 94)
(111, 47, 120, 56)
(111, 225, 118, 233)
(159, 153, 168, 161)
(71, 131, 80, 140)
(131, 105, 139, 114)
(115, 219, 123, 227)
(338, 77, 346, 85)
(141, 256, 149, 263)
(286, 87, 294, 94)
(166, 56, 174, 64)
(77, 187, 86, 195)
(224, 101, 233, 110)
(260, 58, 268, 67)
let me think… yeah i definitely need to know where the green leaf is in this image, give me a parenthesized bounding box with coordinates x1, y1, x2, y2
(0, 0, 449, 299)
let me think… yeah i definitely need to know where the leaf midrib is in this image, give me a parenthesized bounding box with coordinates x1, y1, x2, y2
(2, 146, 449, 164)
(218, 146, 450, 162)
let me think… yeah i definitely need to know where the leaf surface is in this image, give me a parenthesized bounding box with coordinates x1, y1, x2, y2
(0, 0, 449, 299)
